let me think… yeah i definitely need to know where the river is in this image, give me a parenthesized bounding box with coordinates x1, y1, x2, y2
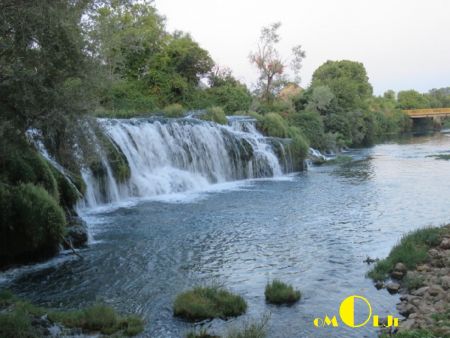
(2, 132, 450, 338)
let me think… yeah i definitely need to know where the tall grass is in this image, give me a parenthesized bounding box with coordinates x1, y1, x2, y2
(173, 286, 247, 321)
(368, 226, 444, 281)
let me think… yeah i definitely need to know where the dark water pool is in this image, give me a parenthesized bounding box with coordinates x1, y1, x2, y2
(3, 133, 450, 337)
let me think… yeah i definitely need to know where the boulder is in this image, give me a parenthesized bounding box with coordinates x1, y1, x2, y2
(399, 318, 416, 331)
(397, 303, 416, 317)
(391, 262, 407, 279)
(428, 285, 444, 297)
(411, 286, 429, 296)
(387, 282, 401, 294)
(64, 216, 88, 249)
(440, 275, 450, 290)
(440, 238, 450, 250)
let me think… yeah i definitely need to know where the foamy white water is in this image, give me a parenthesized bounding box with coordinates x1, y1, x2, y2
(79, 117, 292, 209)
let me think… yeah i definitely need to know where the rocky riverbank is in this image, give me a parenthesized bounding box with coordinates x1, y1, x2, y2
(371, 225, 450, 337)
(395, 234, 450, 336)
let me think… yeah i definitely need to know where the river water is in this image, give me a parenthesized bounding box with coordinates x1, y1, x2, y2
(2, 133, 450, 337)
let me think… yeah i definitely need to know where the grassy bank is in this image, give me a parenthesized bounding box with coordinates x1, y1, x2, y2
(0, 290, 144, 337)
(369, 225, 450, 337)
(367, 226, 446, 281)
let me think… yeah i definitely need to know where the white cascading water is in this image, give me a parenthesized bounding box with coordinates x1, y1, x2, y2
(80, 116, 290, 208)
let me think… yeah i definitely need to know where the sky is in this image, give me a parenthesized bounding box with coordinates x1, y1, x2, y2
(154, 0, 450, 95)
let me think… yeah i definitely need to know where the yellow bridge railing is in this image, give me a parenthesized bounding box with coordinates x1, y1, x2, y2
(403, 108, 450, 118)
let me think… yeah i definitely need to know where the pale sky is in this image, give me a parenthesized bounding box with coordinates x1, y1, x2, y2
(154, 0, 450, 95)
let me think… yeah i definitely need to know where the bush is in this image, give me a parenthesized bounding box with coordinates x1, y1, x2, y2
(368, 226, 444, 281)
(163, 103, 186, 118)
(258, 113, 289, 138)
(0, 183, 66, 263)
(173, 286, 247, 321)
(205, 84, 252, 114)
(0, 136, 59, 200)
(264, 280, 301, 305)
(200, 107, 228, 125)
(288, 110, 326, 149)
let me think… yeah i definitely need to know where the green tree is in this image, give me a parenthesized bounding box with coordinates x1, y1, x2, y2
(427, 87, 450, 108)
(311, 60, 373, 112)
(0, 0, 95, 130)
(397, 90, 430, 109)
(204, 66, 252, 113)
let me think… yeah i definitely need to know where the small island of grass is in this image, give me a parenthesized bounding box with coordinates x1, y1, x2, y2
(264, 280, 301, 305)
(173, 286, 247, 321)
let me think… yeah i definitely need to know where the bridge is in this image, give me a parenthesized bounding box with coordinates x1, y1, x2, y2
(404, 108, 450, 119)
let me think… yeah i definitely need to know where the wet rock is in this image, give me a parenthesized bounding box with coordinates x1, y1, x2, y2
(364, 256, 378, 264)
(64, 216, 88, 249)
(387, 282, 401, 294)
(375, 281, 385, 289)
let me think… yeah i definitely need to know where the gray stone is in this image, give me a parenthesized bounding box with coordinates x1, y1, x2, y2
(440, 275, 450, 290)
(412, 286, 429, 296)
(398, 303, 416, 317)
(440, 238, 450, 250)
(387, 282, 401, 294)
(428, 285, 444, 297)
(399, 318, 416, 331)
(394, 262, 407, 273)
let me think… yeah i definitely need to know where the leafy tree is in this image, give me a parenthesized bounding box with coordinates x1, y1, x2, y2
(204, 65, 252, 113)
(164, 32, 213, 85)
(90, 3, 213, 110)
(311, 60, 373, 112)
(250, 22, 305, 104)
(397, 90, 430, 109)
(427, 87, 450, 108)
(383, 90, 396, 101)
(0, 0, 95, 130)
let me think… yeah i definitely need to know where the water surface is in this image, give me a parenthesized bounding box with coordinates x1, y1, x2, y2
(3, 133, 450, 338)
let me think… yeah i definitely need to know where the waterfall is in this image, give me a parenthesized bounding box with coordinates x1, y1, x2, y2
(79, 116, 294, 208)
